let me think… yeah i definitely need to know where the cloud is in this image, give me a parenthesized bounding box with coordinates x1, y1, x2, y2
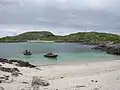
(0, 0, 20, 5)
(0, 0, 120, 37)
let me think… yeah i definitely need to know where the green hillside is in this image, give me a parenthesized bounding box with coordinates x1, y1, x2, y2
(0, 31, 120, 44)
(0, 31, 54, 42)
(61, 32, 120, 44)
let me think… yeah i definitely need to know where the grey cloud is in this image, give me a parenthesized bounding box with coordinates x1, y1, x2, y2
(0, 0, 120, 37)
(0, 0, 20, 5)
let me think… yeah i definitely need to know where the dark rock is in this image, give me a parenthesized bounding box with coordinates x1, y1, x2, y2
(11, 71, 19, 77)
(19, 73, 23, 75)
(93, 43, 120, 56)
(13, 68, 20, 72)
(35, 68, 41, 71)
(0, 80, 2, 84)
(4, 76, 9, 80)
(10, 60, 36, 68)
(76, 85, 86, 88)
(0, 58, 12, 64)
(106, 44, 120, 55)
(3, 75, 9, 78)
(91, 80, 98, 83)
(0, 66, 20, 73)
(22, 81, 29, 84)
(0, 58, 37, 69)
(0, 75, 9, 82)
(95, 80, 98, 83)
(92, 44, 107, 51)
(0, 77, 4, 79)
(32, 76, 50, 87)
(0, 58, 8, 62)
(60, 76, 64, 79)
(2, 75, 9, 80)
(0, 67, 13, 73)
(91, 80, 94, 82)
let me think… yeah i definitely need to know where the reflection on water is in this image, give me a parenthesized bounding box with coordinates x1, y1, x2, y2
(44, 57, 58, 61)
(24, 55, 32, 59)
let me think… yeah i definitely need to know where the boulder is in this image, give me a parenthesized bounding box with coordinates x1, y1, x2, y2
(92, 44, 107, 51)
(3, 75, 9, 80)
(11, 71, 19, 77)
(32, 76, 50, 87)
(0, 67, 13, 73)
(0, 75, 10, 83)
(106, 45, 120, 55)
(0, 66, 20, 73)
(12, 68, 20, 72)
(10, 60, 36, 68)
(0, 80, 2, 84)
(0, 58, 9, 64)
(93, 43, 120, 56)
(0, 58, 37, 68)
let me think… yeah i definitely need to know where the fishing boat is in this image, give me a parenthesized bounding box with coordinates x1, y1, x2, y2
(44, 52, 58, 58)
(23, 50, 32, 55)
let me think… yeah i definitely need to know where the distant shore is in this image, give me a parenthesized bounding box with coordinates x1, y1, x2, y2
(27, 40, 55, 43)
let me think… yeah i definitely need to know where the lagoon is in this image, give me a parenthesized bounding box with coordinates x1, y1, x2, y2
(0, 43, 120, 64)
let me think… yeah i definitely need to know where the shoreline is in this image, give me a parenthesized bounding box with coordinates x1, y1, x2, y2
(29, 57, 120, 67)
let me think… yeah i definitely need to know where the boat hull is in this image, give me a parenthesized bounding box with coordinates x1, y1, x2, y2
(23, 53, 32, 55)
(44, 55, 58, 58)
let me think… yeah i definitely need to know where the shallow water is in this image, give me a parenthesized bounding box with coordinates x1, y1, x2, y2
(0, 43, 120, 64)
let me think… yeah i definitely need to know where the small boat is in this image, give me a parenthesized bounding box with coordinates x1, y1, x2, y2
(44, 52, 58, 58)
(23, 50, 32, 55)
(24, 53, 32, 55)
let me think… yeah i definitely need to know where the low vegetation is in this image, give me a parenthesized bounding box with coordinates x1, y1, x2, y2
(0, 31, 120, 44)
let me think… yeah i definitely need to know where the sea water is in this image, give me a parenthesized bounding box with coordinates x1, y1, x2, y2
(0, 43, 120, 64)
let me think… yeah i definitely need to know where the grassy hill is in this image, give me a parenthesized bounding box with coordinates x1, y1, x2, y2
(0, 31, 54, 42)
(61, 32, 120, 44)
(0, 31, 120, 44)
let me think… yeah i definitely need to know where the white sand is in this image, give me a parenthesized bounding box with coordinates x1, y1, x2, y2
(0, 60, 120, 90)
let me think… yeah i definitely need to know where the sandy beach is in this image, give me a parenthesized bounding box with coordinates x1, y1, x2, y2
(0, 60, 120, 90)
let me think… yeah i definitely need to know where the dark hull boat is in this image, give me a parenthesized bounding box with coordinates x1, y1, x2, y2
(44, 54, 58, 58)
(23, 50, 32, 55)
(24, 53, 32, 55)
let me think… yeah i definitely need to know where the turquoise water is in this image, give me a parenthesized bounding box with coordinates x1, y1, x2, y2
(0, 43, 120, 64)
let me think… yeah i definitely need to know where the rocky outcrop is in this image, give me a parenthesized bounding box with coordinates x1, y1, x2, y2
(93, 43, 120, 55)
(0, 58, 12, 64)
(0, 58, 36, 68)
(106, 44, 120, 55)
(32, 76, 50, 87)
(0, 66, 20, 73)
(0, 75, 14, 84)
(11, 71, 19, 77)
(92, 44, 107, 51)
(10, 60, 36, 68)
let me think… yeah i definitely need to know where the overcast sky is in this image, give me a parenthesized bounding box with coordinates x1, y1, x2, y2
(0, 0, 120, 37)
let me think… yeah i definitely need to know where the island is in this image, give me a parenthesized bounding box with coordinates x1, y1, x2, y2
(0, 31, 120, 44)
